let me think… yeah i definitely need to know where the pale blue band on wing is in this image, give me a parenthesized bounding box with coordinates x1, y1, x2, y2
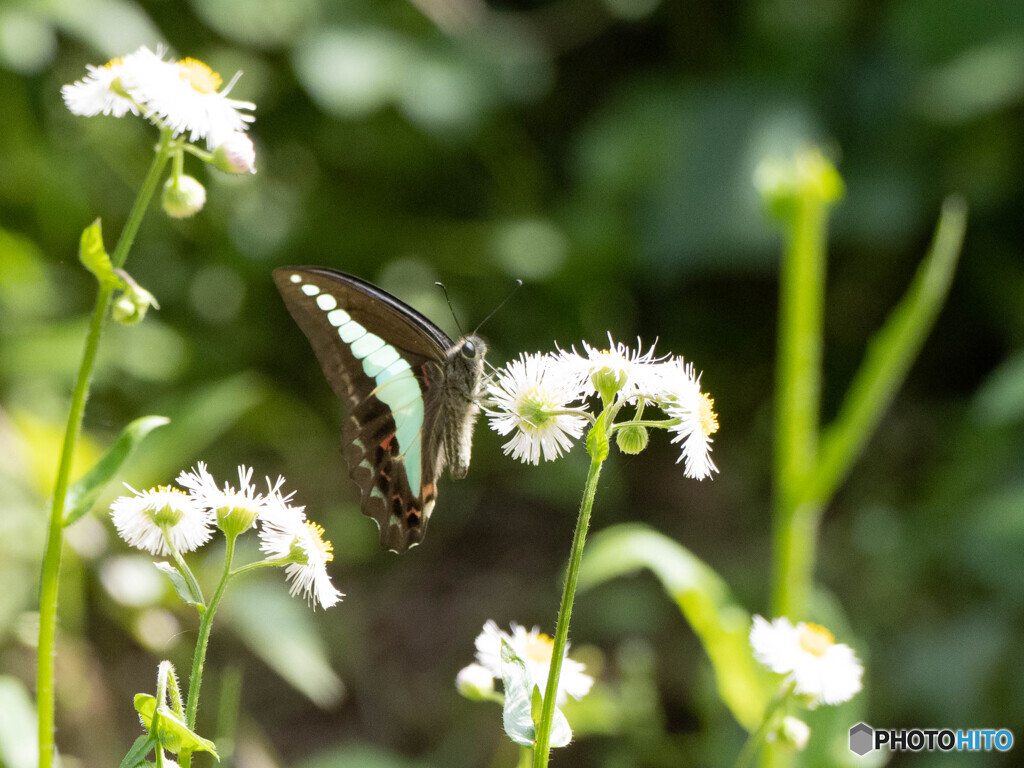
(290, 273, 426, 496)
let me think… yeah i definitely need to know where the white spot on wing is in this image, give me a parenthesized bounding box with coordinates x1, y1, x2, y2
(290, 274, 301, 283)
(301, 283, 320, 296)
(316, 293, 337, 311)
(338, 320, 366, 343)
(327, 308, 351, 326)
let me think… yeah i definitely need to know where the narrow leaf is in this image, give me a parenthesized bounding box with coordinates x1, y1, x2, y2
(63, 415, 170, 526)
(153, 562, 203, 608)
(577, 524, 768, 731)
(78, 219, 117, 286)
(500, 640, 537, 747)
(134, 694, 219, 758)
(809, 196, 967, 506)
(118, 736, 155, 768)
(586, 411, 609, 461)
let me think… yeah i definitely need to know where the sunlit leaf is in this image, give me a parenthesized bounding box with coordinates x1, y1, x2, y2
(78, 219, 117, 286)
(63, 415, 169, 526)
(577, 524, 768, 731)
(153, 561, 204, 608)
(500, 639, 536, 747)
(134, 694, 218, 757)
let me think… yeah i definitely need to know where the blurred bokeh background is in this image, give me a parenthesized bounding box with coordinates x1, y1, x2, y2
(1, 0, 1023, 766)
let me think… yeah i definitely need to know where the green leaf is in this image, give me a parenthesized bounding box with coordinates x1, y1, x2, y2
(119, 735, 155, 768)
(153, 561, 204, 608)
(63, 415, 170, 526)
(78, 219, 117, 286)
(134, 694, 219, 758)
(500, 639, 537, 747)
(577, 524, 768, 731)
(586, 411, 609, 461)
(808, 196, 967, 507)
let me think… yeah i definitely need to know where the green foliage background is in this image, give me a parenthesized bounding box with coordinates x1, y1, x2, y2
(1, 0, 1023, 766)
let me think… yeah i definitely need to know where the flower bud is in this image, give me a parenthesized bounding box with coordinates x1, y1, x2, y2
(112, 281, 159, 325)
(754, 148, 844, 222)
(615, 424, 649, 455)
(162, 175, 206, 218)
(769, 716, 810, 751)
(456, 663, 496, 701)
(212, 132, 256, 174)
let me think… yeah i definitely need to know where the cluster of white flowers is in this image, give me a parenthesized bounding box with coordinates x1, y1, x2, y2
(109, 463, 341, 609)
(485, 335, 719, 478)
(458, 620, 594, 706)
(749, 615, 863, 707)
(61, 46, 255, 154)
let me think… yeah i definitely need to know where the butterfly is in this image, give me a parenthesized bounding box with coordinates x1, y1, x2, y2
(273, 266, 487, 552)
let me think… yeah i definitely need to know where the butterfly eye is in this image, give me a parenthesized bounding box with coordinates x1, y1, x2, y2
(461, 341, 476, 358)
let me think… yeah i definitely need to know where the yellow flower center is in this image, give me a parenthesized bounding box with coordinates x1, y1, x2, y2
(699, 392, 719, 436)
(522, 631, 555, 665)
(304, 521, 334, 563)
(103, 57, 125, 70)
(798, 623, 834, 657)
(176, 58, 222, 93)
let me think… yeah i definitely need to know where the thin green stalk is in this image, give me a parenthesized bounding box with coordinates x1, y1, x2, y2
(771, 190, 829, 621)
(181, 534, 237, 768)
(734, 685, 793, 768)
(533, 453, 604, 768)
(37, 132, 172, 768)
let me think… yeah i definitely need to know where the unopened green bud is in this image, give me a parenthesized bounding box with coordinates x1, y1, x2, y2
(456, 664, 496, 701)
(111, 278, 159, 325)
(162, 175, 206, 218)
(212, 132, 256, 174)
(616, 424, 649, 455)
(753, 147, 844, 222)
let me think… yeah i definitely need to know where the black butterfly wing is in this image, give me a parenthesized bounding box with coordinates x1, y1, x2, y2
(273, 266, 453, 551)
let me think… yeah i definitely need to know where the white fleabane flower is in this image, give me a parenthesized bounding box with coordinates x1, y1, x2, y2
(473, 620, 593, 706)
(258, 480, 342, 609)
(486, 352, 588, 464)
(750, 616, 863, 707)
(132, 56, 255, 148)
(658, 358, 719, 479)
(62, 47, 255, 149)
(61, 47, 163, 118)
(177, 462, 266, 536)
(110, 484, 214, 555)
(565, 334, 663, 402)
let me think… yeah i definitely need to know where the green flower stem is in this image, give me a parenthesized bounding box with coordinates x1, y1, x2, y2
(36, 131, 172, 768)
(734, 684, 794, 768)
(771, 188, 829, 622)
(180, 534, 238, 768)
(612, 418, 680, 430)
(165, 529, 206, 608)
(230, 555, 293, 577)
(533, 452, 604, 768)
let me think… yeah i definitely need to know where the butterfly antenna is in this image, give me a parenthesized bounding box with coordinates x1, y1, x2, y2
(473, 279, 523, 336)
(435, 281, 466, 337)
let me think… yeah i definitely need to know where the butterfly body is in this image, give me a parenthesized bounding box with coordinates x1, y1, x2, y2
(273, 266, 486, 552)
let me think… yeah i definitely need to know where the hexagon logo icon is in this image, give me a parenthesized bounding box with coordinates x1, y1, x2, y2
(849, 722, 874, 756)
